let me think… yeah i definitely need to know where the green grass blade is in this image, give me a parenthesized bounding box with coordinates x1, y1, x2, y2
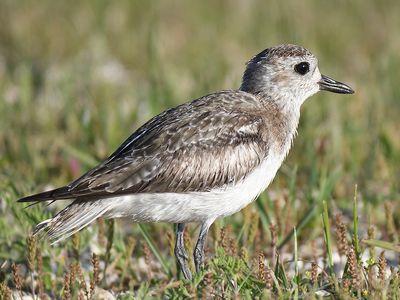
(361, 239, 400, 252)
(322, 200, 333, 275)
(61, 141, 100, 167)
(138, 224, 171, 276)
(278, 205, 316, 249)
(293, 227, 299, 300)
(256, 193, 271, 231)
(274, 254, 289, 289)
(352, 184, 360, 259)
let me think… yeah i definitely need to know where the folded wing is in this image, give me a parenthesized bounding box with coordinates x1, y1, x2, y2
(19, 91, 268, 202)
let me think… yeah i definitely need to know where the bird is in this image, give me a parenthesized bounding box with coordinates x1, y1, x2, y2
(18, 44, 354, 280)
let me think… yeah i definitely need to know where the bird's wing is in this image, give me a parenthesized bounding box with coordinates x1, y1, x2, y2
(19, 91, 269, 202)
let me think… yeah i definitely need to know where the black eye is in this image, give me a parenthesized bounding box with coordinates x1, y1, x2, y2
(294, 62, 310, 75)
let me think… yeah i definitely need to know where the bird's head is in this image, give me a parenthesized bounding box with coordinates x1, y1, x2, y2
(240, 44, 354, 110)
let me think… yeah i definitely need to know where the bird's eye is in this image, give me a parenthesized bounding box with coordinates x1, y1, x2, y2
(294, 62, 310, 75)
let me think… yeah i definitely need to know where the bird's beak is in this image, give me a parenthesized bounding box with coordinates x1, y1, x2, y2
(318, 74, 354, 94)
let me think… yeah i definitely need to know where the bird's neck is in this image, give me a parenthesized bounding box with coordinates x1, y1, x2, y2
(257, 93, 301, 156)
(240, 81, 301, 118)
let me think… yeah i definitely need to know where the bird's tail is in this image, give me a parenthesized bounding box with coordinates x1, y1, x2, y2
(34, 199, 111, 243)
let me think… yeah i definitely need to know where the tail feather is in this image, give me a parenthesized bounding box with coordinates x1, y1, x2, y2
(33, 199, 110, 243)
(33, 219, 52, 236)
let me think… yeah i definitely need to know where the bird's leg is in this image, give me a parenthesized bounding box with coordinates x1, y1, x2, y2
(193, 222, 211, 273)
(174, 223, 192, 280)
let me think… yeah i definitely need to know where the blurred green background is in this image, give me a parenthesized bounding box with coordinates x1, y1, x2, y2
(0, 0, 399, 296)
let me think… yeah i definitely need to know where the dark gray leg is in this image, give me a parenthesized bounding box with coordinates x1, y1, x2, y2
(174, 223, 192, 280)
(193, 222, 211, 273)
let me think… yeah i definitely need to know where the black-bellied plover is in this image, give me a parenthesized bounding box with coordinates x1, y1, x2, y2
(19, 44, 354, 280)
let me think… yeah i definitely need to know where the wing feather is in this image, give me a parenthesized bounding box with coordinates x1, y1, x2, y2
(19, 91, 269, 202)
(76, 119, 266, 194)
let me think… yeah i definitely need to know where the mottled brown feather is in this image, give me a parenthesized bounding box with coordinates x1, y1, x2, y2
(59, 90, 270, 198)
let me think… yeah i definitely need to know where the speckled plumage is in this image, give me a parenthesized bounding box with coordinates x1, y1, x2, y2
(19, 44, 354, 279)
(70, 90, 270, 194)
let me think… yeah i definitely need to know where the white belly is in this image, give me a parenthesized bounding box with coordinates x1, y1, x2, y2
(104, 151, 285, 224)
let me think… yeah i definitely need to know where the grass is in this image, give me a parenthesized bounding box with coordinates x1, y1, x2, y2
(1, 0, 400, 298)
